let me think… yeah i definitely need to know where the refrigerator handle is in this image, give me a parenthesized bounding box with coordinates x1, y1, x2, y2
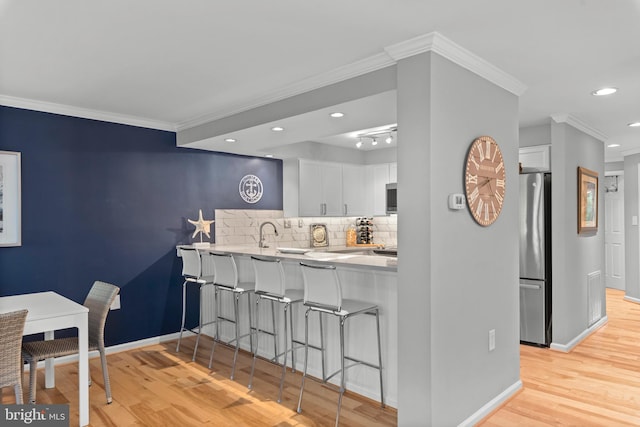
(520, 283, 542, 290)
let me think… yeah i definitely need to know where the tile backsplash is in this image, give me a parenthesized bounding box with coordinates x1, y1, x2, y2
(213, 209, 397, 248)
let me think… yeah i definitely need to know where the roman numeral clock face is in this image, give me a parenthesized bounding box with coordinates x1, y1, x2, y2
(464, 136, 506, 226)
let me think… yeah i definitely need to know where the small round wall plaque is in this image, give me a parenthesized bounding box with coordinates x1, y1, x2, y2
(239, 174, 263, 204)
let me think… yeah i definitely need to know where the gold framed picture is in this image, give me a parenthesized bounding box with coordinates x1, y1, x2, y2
(578, 166, 598, 234)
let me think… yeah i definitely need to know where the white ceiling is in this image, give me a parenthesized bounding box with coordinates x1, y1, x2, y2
(1, 0, 639, 161)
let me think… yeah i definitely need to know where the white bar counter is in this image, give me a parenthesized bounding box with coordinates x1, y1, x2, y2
(177, 243, 398, 407)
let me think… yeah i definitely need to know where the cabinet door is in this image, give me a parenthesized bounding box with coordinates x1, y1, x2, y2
(299, 160, 325, 216)
(519, 145, 550, 172)
(342, 164, 367, 216)
(370, 163, 390, 216)
(389, 162, 397, 183)
(321, 163, 343, 216)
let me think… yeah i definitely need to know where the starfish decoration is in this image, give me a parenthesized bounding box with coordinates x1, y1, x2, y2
(187, 209, 215, 242)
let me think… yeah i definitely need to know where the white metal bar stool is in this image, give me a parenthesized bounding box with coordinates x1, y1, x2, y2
(176, 247, 216, 362)
(248, 256, 305, 402)
(296, 262, 384, 427)
(205, 251, 255, 380)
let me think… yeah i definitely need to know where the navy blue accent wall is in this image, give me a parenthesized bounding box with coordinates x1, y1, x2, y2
(0, 106, 282, 345)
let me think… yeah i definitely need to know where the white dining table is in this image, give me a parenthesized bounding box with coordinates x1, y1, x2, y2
(0, 291, 89, 426)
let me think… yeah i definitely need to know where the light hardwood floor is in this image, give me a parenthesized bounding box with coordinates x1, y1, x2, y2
(3, 335, 396, 426)
(481, 288, 640, 426)
(4, 289, 640, 426)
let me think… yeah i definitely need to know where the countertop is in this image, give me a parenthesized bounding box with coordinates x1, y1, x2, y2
(177, 244, 397, 272)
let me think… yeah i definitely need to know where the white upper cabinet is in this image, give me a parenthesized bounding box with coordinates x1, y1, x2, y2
(389, 162, 397, 183)
(284, 159, 396, 217)
(298, 160, 343, 216)
(342, 164, 368, 216)
(519, 145, 550, 172)
(367, 163, 389, 216)
(366, 162, 396, 216)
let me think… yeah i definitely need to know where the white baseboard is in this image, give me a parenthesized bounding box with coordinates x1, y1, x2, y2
(624, 295, 640, 304)
(24, 331, 195, 371)
(457, 380, 523, 427)
(550, 315, 608, 353)
(22, 330, 399, 408)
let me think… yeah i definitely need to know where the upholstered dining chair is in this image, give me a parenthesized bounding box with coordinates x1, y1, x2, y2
(0, 309, 28, 404)
(22, 281, 120, 404)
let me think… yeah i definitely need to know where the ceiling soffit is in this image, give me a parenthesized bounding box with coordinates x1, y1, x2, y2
(177, 31, 528, 152)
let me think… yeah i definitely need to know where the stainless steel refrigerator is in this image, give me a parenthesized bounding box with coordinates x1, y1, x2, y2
(519, 172, 552, 346)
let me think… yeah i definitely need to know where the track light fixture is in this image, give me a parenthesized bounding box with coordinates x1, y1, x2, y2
(355, 126, 397, 148)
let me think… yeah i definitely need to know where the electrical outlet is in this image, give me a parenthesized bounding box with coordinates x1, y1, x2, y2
(110, 294, 121, 310)
(284, 219, 291, 228)
(489, 329, 495, 351)
(298, 219, 304, 228)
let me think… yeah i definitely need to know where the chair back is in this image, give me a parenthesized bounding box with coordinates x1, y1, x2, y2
(179, 247, 201, 279)
(84, 281, 120, 346)
(0, 309, 28, 388)
(300, 263, 342, 311)
(208, 252, 239, 289)
(252, 256, 286, 297)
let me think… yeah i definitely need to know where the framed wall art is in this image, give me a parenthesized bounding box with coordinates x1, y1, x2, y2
(0, 151, 22, 247)
(577, 166, 598, 234)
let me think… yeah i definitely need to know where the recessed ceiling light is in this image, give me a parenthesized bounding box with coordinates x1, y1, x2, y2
(330, 112, 345, 118)
(224, 138, 236, 143)
(607, 143, 621, 148)
(628, 122, 640, 127)
(591, 87, 617, 96)
(271, 126, 284, 132)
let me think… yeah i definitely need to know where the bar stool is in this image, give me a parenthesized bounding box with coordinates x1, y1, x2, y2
(248, 256, 305, 402)
(176, 247, 216, 362)
(204, 251, 255, 380)
(296, 262, 384, 427)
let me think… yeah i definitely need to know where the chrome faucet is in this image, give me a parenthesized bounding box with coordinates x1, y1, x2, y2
(259, 221, 279, 248)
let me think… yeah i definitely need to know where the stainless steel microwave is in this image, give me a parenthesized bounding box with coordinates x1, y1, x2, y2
(386, 183, 397, 214)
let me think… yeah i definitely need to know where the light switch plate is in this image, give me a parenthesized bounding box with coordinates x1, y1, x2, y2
(633, 216, 638, 226)
(448, 193, 466, 210)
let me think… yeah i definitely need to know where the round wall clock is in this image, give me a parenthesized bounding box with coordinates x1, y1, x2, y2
(464, 136, 506, 226)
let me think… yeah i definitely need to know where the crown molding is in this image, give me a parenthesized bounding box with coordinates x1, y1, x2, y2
(551, 113, 608, 142)
(179, 31, 527, 131)
(385, 32, 527, 97)
(176, 52, 395, 131)
(620, 147, 640, 158)
(0, 95, 176, 132)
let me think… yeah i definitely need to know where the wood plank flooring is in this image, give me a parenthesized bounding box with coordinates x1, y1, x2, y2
(481, 289, 640, 426)
(3, 336, 396, 426)
(4, 288, 640, 425)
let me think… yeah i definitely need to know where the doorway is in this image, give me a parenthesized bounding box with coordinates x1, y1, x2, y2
(604, 173, 624, 290)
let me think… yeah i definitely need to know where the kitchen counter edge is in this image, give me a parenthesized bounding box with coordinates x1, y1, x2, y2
(176, 244, 397, 272)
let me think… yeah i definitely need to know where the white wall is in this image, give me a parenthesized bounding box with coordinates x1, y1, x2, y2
(550, 121, 606, 347)
(397, 52, 520, 426)
(520, 123, 551, 147)
(623, 154, 640, 300)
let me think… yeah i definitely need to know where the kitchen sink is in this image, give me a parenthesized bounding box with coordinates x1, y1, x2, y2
(325, 249, 374, 255)
(304, 252, 358, 260)
(324, 247, 397, 257)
